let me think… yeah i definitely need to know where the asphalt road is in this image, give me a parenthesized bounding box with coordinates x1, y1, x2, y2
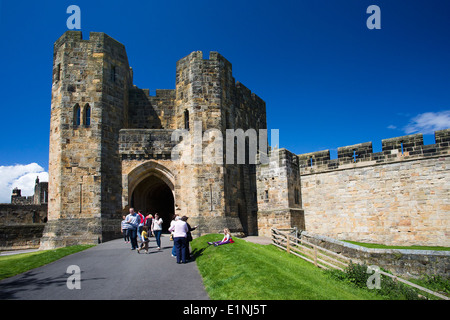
(0, 235, 210, 300)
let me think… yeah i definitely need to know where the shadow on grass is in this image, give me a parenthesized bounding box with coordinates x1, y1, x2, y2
(191, 247, 206, 261)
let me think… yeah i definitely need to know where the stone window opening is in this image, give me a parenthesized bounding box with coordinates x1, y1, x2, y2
(294, 188, 300, 204)
(111, 65, 116, 83)
(184, 109, 189, 130)
(74, 104, 81, 127)
(55, 63, 61, 82)
(83, 104, 91, 127)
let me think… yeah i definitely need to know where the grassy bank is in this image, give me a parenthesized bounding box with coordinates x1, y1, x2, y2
(343, 240, 450, 251)
(0, 245, 94, 281)
(191, 234, 384, 300)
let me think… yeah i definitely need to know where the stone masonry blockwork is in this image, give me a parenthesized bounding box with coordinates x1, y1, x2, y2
(36, 31, 448, 250)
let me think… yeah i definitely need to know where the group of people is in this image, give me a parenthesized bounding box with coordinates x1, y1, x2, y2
(121, 208, 234, 264)
(168, 214, 198, 264)
(121, 208, 163, 253)
(121, 208, 204, 264)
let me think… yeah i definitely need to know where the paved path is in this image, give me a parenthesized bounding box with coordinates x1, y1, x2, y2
(0, 235, 209, 300)
(243, 236, 272, 245)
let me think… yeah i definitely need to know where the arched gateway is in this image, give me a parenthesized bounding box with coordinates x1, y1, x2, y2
(124, 161, 175, 232)
(39, 31, 304, 249)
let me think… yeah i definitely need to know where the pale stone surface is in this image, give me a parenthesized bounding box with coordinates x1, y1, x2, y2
(300, 151, 450, 247)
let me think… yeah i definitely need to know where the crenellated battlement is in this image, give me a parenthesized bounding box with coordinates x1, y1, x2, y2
(298, 129, 450, 174)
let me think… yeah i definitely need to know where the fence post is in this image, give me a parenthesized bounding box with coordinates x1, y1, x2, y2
(286, 234, 290, 254)
(313, 245, 317, 266)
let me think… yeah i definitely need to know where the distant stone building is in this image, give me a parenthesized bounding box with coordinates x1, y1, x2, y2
(0, 178, 48, 250)
(38, 31, 449, 250)
(10, 177, 48, 206)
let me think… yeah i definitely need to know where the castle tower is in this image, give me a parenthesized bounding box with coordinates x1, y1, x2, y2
(173, 51, 267, 235)
(172, 51, 241, 233)
(40, 31, 132, 249)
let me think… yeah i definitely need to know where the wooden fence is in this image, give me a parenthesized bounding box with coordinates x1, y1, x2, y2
(270, 228, 449, 300)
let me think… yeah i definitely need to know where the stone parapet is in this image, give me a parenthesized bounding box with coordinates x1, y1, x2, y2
(299, 129, 450, 174)
(301, 231, 450, 279)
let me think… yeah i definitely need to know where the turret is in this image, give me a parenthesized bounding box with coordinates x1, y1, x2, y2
(40, 31, 132, 249)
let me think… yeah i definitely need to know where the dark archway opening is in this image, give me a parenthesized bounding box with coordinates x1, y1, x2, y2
(131, 175, 174, 232)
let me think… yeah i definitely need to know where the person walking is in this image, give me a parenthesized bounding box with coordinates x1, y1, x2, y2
(137, 226, 150, 254)
(168, 216, 189, 264)
(169, 214, 179, 257)
(152, 213, 163, 250)
(144, 213, 153, 236)
(125, 208, 140, 250)
(137, 210, 145, 242)
(121, 215, 130, 243)
(185, 217, 198, 260)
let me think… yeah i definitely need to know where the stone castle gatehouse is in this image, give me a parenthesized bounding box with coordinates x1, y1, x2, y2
(39, 31, 304, 249)
(39, 31, 449, 249)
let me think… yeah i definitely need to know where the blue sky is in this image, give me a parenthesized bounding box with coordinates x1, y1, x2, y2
(0, 0, 449, 200)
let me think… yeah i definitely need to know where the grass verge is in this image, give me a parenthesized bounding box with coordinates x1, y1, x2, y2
(342, 240, 450, 251)
(0, 245, 95, 281)
(191, 234, 384, 300)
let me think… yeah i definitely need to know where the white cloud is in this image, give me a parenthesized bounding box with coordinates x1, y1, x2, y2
(404, 110, 450, 135)
(387, 125, 397, 130)
(0, 163, 48, 204)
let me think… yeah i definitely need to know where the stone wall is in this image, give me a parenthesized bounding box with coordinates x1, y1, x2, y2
(298, 130, 450, 247)
(0, 204, 47, 225)
(0, 204, 48, 250)
(0, 224, 46, 251)
(128, 88, 176, 129)
(257, 149, 304, 237)
(301, 231, 450, 279)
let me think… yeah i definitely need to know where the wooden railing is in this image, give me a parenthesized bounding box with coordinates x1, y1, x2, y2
(270, 228, 449, 300)
(271, 228, 355, 271)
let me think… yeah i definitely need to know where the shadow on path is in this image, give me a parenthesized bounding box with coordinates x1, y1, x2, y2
(0, 235, 209, 300)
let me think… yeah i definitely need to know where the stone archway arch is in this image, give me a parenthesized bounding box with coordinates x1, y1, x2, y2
(128, 161, 174, 196)
(122, 161, 176, 231)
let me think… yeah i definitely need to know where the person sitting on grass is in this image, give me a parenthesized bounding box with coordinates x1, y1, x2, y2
(208, 228, 234, 246)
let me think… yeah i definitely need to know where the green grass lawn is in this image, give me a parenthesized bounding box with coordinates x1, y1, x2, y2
(0, 245, 94, 281)
(191, 234, 385, 300)
(342, 240, 450, 251)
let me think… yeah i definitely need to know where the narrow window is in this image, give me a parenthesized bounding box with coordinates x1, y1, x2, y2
(111, 65, 116, 82)
(55, 63, 61, 82)
(264, 190, 269, 201)
(184, 109, 189, 130)
(84, 104, 91, 126)
(352, 150, 357, 162)
(294, 188, 299, 204)
(309, 157, 313, 167)
(74, 104, 81, 126)
(400, 142, 404, 155)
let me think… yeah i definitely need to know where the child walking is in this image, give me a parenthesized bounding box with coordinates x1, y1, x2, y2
(137, 226, 150, 254)
(121, 215, 130, 243)
(208, 228, 234, 246)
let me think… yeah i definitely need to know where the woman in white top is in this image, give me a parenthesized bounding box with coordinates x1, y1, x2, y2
(170, 214, 180, 257)
(152, 213, 163, 249)
(168, 216, 189, 264)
